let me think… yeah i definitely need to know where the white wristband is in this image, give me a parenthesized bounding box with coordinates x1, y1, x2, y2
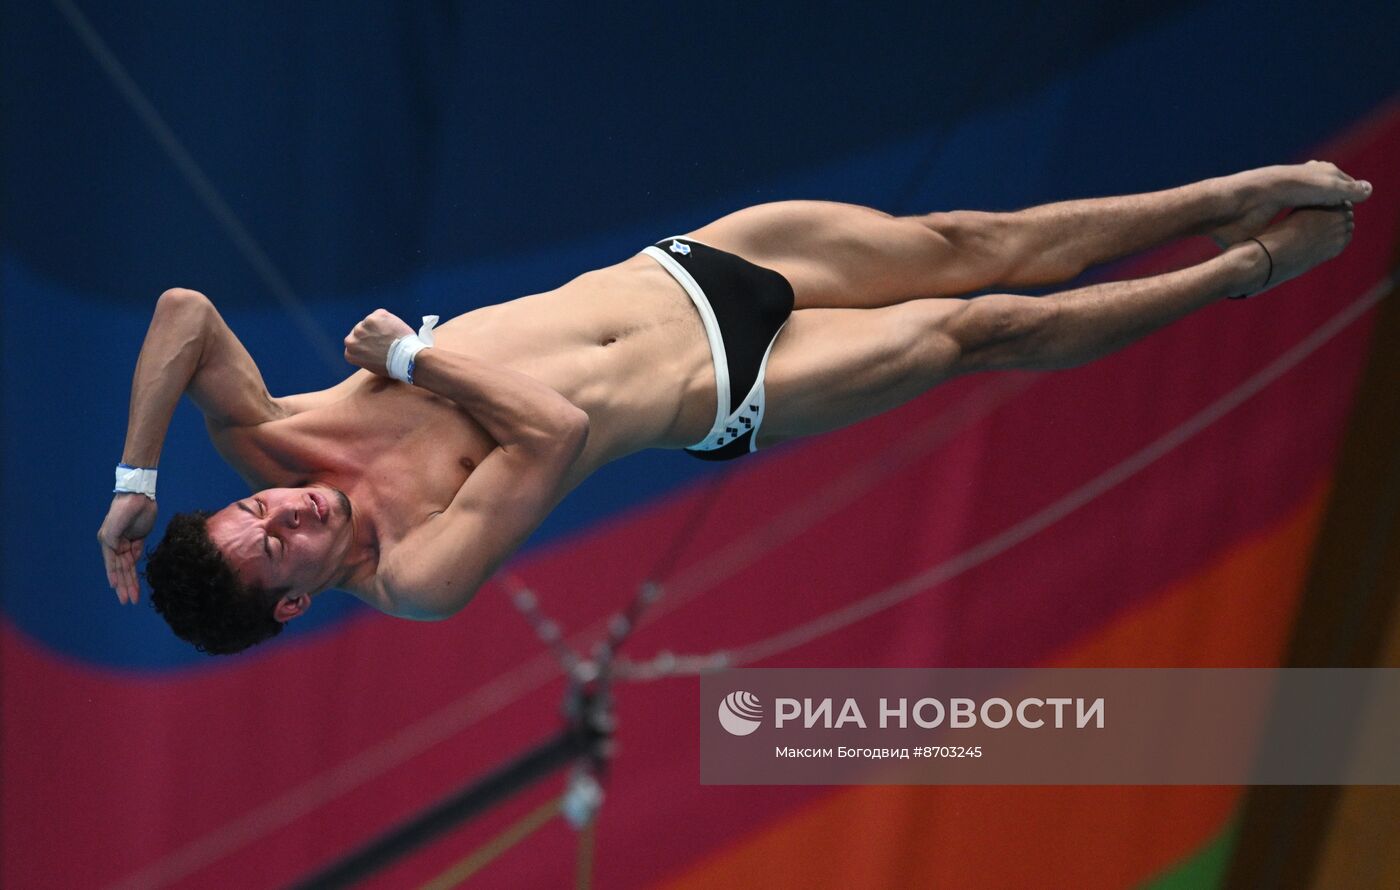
(386, 315, 440, 384)
(114, 464, 157, 500)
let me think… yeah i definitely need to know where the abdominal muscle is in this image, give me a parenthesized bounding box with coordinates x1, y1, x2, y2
(431, 253, 718, 463)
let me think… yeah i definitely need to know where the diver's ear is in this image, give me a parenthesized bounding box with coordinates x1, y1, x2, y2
(273, 591, 311, 623)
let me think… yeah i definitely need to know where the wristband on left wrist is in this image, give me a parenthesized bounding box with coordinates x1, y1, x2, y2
(386, 315, 440, 384)
(114, 463, 157, 500)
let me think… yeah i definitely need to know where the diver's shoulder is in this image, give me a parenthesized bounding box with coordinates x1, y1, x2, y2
(270, 374, 366, 416)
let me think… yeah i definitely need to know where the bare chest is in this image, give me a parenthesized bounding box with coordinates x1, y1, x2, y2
(222, 381, 490, 545)
(217, 254, 718, 542)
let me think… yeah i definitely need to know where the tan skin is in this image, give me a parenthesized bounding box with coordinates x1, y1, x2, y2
(98, 161, 1369, 627)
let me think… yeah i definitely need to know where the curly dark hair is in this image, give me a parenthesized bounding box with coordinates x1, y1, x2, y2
(144, 510, 288, 655)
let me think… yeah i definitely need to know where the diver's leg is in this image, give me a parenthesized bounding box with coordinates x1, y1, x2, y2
(1007, 160, 1370, 276)
(756, 204, 1352, 446)
(683, 163, 1369, 312)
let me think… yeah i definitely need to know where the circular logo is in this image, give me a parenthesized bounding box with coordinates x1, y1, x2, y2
(718, 691, 763, 736)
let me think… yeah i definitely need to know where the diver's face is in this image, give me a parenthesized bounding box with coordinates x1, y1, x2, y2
(205, 485, 352, 601)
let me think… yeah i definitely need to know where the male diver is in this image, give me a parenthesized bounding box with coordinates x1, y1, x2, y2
(98, 162, 1369, 654)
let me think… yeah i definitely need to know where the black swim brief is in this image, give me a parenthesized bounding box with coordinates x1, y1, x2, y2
(641, 237, 795, 461)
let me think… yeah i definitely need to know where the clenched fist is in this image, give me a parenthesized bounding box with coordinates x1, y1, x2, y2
(344, 308, 414, 376)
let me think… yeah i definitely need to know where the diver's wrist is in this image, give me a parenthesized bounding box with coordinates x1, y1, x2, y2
(114, 463, 157, 500)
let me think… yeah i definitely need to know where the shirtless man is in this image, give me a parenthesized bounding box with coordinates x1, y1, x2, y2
(97, 162, 1370, 654)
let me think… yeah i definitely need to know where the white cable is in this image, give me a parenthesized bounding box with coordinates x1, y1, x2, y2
(50, 0, 344, 373)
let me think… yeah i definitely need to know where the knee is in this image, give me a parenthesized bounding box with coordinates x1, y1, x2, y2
(940, 294, 1060, 372)
(892, 300, 974, 382)
(917, 210, 1022, 282)
(923, 210, 1084, 287)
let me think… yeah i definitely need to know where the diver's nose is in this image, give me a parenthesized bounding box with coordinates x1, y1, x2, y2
(275, 503, 301, 529)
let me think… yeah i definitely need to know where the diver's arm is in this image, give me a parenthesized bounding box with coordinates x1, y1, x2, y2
(340, 308, 590, 617)
(100, 288, 284, 604)
(343, 308, 588, 450)
(381, 343, 592, 616)
(374, 412, 589, 619)
(121, 287, 285, 463)
(410, 349, 588, 450)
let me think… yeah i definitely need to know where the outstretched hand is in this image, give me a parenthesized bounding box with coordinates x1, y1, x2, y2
(98, 493, 157, 604)
(344, 308, 415, 377)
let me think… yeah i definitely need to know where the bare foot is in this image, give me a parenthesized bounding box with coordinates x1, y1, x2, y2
(1209, 161, 1371, 249)
(1233, 202, 1354, 298)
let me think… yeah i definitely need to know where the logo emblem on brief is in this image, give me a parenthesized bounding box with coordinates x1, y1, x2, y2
(669, 239, 691, 256)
